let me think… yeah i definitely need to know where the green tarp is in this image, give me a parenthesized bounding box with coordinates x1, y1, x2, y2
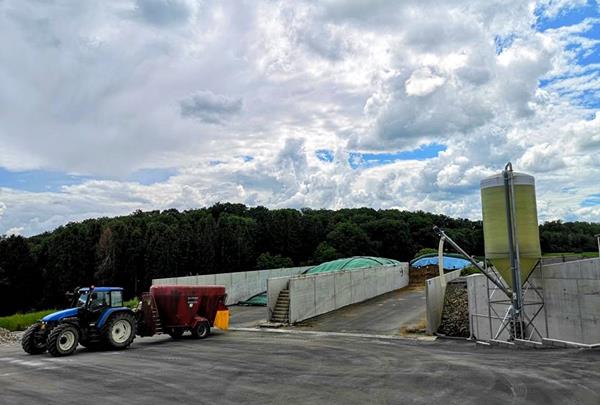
(238, 256, 400, 306)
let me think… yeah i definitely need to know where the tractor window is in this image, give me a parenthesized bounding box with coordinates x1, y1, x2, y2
(110, 291, 123, 307)
(77, 292, 89, 308)
(88, 292, 109, 311)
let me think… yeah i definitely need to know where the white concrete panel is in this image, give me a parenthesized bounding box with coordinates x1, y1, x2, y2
(289, 277, 316, 323)
(543, 260, 581, 279)
(314, 273, 336, 315)
(363, 269, 377, 299)
(580, 259, 600, 280)
(246, 271, 260, 297)
(351, 270, 366, 303)
(334, 271, 352, 308)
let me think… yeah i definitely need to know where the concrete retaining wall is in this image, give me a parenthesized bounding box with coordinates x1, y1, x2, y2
(468, 258, 600, 344)
(153, 266, 310, 305)
(286, 263, 409, 324)
(425, 270, 462, 334)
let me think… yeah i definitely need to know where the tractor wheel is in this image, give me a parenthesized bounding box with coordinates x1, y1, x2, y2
(168, 328, 184, 339)
(191, 321, 210, 339)
(47, 324, 79, 357)
(102, 312, 136, 350)
(21, 323, 46, 355)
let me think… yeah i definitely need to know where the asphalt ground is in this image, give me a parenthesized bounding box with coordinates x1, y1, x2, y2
(1, 330, 599, 405)
(294, 287, 426, 334)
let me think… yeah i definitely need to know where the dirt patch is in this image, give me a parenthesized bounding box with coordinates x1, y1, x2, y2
(399, 319, 427, 336)
(0, 327, 20, 345)
(409, 265, 440, 286)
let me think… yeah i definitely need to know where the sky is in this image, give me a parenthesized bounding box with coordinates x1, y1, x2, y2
(0, 0, 599, 236)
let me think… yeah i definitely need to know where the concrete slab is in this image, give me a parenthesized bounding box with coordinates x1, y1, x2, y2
(295, 287, 426, 335)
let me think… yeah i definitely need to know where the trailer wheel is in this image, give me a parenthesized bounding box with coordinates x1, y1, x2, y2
(21, 323, 46, 354)
(102, 312, 136, 349)
(168, 328, 184, 339)
(47, 324, 79, 357)
(191, 321, 210, 339)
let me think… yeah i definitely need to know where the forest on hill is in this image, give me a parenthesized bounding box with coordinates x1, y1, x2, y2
(0, 203, 599, 315)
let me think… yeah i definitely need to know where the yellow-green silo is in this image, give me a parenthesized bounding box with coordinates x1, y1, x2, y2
(480, 172, 541, 289)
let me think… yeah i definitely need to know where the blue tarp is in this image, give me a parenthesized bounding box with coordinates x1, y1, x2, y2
(411, 256, 472, 270)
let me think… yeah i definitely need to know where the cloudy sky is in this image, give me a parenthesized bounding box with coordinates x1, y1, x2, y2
(0, 0, 599, 236)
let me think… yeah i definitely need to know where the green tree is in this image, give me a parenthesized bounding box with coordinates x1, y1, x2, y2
(313, 242, 338, 263)
(255, 253, 294, 269)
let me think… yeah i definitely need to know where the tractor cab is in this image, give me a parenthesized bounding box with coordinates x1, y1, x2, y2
(73, 287, 124, 311)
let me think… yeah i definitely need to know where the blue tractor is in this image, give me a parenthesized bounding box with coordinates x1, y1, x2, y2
(21, 286, 137, 357)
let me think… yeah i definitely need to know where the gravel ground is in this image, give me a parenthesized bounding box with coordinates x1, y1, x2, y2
(0, 328, 21, 345)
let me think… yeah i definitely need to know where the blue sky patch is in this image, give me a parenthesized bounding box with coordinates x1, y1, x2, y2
(0, 167, 91, 192)
(316, 149, 334, 162)
(535, 1, 599, 31)
(348, 143, 446, 169)
(581, 194, 600, 207)
(0, 167, 178, 191)
(495, 34, 515, 55)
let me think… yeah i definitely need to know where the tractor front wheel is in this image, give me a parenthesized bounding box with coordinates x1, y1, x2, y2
(47, 324, 79, 357)
(21, 323, 46, 355)
(102, 312, 136, 349)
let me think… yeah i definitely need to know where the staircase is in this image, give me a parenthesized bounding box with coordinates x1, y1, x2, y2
(270, 289, 290, 324)
(140, 293, 163, 335)
(151, 298, 163, 334)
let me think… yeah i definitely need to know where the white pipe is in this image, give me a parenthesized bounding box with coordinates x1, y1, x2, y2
(438, 237, 446, 288)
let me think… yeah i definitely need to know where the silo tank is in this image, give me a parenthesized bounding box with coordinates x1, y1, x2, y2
(480, 172, 541, 289)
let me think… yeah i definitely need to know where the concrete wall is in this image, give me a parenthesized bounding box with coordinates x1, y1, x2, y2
(286, 263, 409, 324)
(425, 270, 462, 334)
(467, 258, 600, 344)
(153, 266, 310, 305)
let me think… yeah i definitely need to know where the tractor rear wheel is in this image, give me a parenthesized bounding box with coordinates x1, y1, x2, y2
(21, 323, 46, 354)
(191, 321, 210, 339)
(102, 312, 136, 349)
(47, 324, 79, 357)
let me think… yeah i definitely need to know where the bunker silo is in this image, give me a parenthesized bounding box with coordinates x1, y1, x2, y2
(480, 168, 541, 289)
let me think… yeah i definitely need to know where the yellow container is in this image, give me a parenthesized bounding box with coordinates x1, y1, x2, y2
(481, 172, 541, 289)
(214, 309, 229, 331)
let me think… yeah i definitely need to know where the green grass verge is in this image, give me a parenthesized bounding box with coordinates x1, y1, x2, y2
(543, 252, 598, 258)
(0, 310, 57, 332)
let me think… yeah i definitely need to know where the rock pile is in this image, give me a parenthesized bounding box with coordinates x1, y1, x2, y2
(437, 277, 469, 338)
(0, 327, 19, 345)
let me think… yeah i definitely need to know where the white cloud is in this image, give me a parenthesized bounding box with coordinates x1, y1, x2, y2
(0, 0, 598, 235)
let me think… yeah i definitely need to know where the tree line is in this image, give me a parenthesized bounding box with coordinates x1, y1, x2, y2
(0, 203, 598, 315)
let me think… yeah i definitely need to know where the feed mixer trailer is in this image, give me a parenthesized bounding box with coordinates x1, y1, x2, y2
(137, 285, 230, 339)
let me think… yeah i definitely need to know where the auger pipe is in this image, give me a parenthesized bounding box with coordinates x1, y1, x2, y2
(432, 225, 511, 296)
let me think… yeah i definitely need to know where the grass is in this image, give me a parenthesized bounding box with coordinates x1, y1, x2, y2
(0, 298, 140, 332)
(0, 310, 57, 332)
(543, 252, 598, 258)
